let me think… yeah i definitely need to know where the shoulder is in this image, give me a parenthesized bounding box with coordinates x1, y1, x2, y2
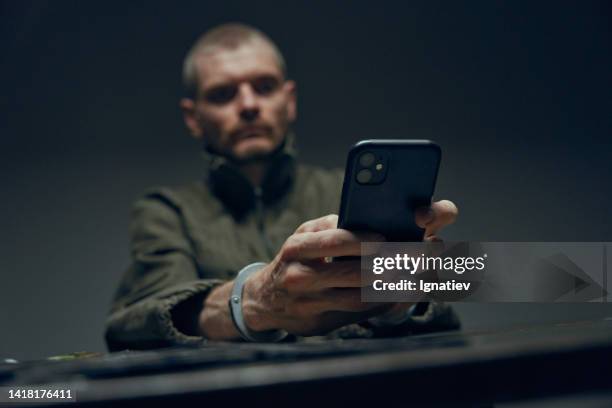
(136, 182, 210, 210)
(130, 181, 220, 228)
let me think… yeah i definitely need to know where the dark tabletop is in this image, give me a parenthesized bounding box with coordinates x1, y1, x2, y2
(3, 318, 612, 407)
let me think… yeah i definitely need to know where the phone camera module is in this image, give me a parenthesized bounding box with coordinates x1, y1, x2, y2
(359, 152, 375, 167)
(356, 169, 373, 184)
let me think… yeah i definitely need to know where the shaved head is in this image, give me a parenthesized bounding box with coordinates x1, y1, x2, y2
(183, 23, 286, 98)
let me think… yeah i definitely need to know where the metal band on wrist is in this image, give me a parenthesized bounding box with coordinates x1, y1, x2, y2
(229, 262, 288, 342)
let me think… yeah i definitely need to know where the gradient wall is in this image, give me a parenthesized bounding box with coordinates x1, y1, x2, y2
(1, 0, 611, 360)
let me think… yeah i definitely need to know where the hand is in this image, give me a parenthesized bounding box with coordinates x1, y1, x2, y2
(376, 199, 459, 322)
(241, 214, 389, 336)
(198, 201, 459, 340)
(415, 200, 459, 242)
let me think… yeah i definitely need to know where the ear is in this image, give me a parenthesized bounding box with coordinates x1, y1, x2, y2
(180, 98, 204, 140)
(284, 80, 297, 122)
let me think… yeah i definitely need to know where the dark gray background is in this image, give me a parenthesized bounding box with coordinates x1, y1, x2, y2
(1, 0, 611, 360)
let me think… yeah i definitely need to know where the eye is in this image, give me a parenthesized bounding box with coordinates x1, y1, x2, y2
(251, 76, 280, 96)
(205, 85, 237, 105)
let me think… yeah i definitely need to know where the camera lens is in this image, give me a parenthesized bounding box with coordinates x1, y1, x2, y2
(359, 152, 375, 167)
(356, 169, 373, 184)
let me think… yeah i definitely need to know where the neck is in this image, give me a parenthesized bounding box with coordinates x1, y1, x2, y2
(238, 161, 268, 188)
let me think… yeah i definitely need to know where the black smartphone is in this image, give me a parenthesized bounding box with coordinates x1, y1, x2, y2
(338, 139, 441, 242)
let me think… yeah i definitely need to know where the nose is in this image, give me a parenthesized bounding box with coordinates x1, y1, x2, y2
(237, 83, 260, 122)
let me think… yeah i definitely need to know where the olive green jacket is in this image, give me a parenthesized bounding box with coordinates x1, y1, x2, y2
(105, 146, 459, 351)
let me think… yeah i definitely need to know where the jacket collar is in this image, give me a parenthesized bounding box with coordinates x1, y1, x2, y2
(201, 133, 297, 218)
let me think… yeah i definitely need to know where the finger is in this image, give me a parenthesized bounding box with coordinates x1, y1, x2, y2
(301, 288, 381, 313)
(281, 229, 385, 261)
(280, 260, 374, 295)
(316, 258, 383, 288)
(295, 214, 338, 233)
(308, 260, 364, 289)
(276, 261, 361, 293)
(415, 207, 434, 229)
(424, 234, 443, 242)
(417, 200, 458, 236)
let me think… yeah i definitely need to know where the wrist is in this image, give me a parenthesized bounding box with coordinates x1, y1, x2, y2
(229, 262, 287, 342)
(241, 266, 277, 332)
(197, 281, 241, 339)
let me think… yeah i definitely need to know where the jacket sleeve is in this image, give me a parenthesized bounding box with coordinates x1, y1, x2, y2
(370, 301, 461, 336)
(329, 301, 461, 340)
(105, 193, 224, 351)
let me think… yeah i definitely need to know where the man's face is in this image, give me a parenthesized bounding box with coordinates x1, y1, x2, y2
(181, 42, 296, 160)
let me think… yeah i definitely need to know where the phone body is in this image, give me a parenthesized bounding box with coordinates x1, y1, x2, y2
(338, 139, 441, 242)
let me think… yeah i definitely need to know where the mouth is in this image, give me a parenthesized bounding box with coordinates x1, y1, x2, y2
(232, 125, 272, 141)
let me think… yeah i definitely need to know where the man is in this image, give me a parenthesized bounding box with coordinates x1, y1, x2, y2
(105, 23, 460, 350)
